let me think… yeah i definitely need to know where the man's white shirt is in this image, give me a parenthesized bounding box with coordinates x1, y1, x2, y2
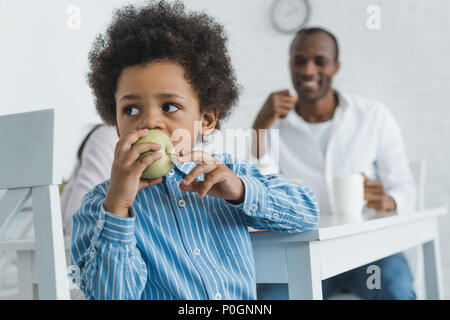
(256, 92, 416, 216)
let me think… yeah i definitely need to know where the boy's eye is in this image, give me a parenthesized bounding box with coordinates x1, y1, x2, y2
(124, 106, 139, 116)
(162, 102, 180, 113)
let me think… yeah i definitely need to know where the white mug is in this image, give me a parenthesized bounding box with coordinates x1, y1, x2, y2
(332, 174, 365, 221)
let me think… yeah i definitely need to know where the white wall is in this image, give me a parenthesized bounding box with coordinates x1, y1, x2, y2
(1, 0, 449, 298)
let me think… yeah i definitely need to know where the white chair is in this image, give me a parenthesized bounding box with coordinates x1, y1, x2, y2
(0, 109, 70, 299)
(403, 159, 427, 299)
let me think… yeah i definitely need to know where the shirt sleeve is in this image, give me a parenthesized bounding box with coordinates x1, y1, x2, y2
(61, 125, 117, 236)
(222, 154, 320, 233)
(251, 122, 281, 175)
(375, 106, 417, 214)
(70, 183, 148, 300)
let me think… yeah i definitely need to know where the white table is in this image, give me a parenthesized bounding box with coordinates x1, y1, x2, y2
(250, 206, 447, 300)
(0, 207, 446, 300)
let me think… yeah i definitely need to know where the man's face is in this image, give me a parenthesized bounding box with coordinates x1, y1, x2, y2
(290, 32, 340, 103)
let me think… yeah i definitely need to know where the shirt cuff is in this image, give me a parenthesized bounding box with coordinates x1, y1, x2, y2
(255, 153, 279, 175)
(388, 191, 412, 215)
(99, 204, 136, 243)
(225, 175, 270, 219)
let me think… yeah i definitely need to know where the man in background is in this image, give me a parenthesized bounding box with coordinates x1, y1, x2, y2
(253, 27, 417, 299)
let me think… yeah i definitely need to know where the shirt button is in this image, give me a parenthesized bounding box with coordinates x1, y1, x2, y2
(97, 219, 103, 229)
(249, 203, 258, 212)
(272, 212, 279, 219)
(192, 248, 201, 256)
(168, 169, 175, 176)
(89, 249, 95, 259)
(178, 199, 186, 207)
(214, 293, 222, 300)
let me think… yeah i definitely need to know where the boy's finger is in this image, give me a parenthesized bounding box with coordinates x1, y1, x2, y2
(117, 128, 149, 157)
(198, 174, 221, 198)
(178, 150, 217, 165)
(136, 151, 162, 172)
(179, 180, 202, 193)
(139, 177, 163, 190)
(126, 142, 162, 165)
(182, 163, 216, 185)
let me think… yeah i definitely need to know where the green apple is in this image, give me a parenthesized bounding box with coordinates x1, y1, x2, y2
(134, 130, 175, 179)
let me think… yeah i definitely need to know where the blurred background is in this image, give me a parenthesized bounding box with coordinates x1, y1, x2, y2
(0, 0, 449, 298)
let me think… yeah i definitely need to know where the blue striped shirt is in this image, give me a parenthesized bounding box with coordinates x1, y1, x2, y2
(71, 153, 319, 300)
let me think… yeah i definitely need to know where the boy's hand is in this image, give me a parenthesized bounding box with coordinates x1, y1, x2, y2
(104, 128, 163, 217)
(178, 151, 245, 204)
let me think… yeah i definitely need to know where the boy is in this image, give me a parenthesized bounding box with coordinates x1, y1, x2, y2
(71, 0, 319, 300)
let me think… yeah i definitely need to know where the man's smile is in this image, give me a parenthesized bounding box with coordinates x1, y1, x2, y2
(296, 78, 322, 92)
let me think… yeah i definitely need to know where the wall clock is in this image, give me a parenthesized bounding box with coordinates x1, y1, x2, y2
(270, 0, 311, 35)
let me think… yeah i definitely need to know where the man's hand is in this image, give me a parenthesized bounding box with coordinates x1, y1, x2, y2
(252, 90, 297, 159)
(253, 90, 298, 130)
(177, 151, 245, 204)
(363, 174, 396, 212)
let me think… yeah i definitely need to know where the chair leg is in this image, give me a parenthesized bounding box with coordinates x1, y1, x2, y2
(17, 251, 34, 299)
(32, 185, 70, 300)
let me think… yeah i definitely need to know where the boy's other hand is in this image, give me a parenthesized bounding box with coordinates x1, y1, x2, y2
(104, 128, 163, 217)
(178, 151, 245, 204)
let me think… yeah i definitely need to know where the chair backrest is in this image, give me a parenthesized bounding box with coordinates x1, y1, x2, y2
(409, 159, 426, 211)
(0, 109, 70, 299)
(0, 109, 58, 189)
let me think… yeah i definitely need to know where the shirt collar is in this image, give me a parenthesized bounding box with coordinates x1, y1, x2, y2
(167, 140, 208, 177)
(173, 161, 196, 176)
(286, 90, 349, 129)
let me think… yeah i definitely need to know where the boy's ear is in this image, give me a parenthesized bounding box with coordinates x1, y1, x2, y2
(201, 110, 218, 135)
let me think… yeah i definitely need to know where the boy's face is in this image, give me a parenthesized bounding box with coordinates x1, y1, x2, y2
(114, 61, 216, 153)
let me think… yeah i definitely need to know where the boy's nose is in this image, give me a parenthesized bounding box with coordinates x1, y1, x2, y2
(141, 107, 164, 130)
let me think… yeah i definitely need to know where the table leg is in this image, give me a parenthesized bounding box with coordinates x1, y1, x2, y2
(422, 238, 444, 299)
(286, 241, 322, 300)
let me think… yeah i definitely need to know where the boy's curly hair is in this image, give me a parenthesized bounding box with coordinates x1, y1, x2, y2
(87, 0, 240, 130)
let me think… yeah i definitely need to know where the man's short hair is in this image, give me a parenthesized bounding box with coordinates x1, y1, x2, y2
(293, 27, 340, 62)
